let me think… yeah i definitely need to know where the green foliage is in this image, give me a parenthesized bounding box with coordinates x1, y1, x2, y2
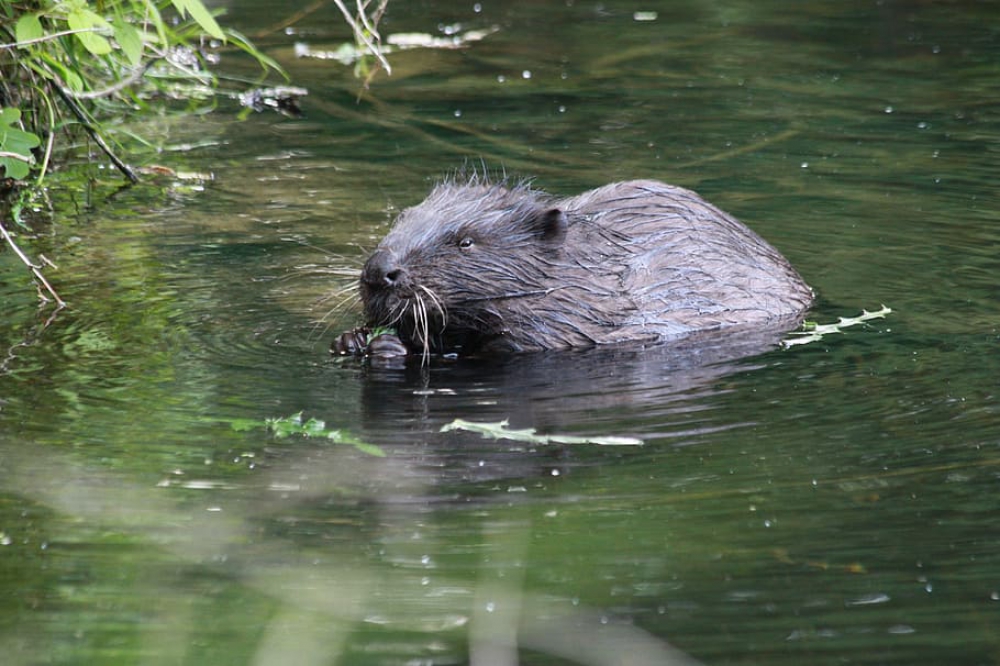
(366, 325, 397, 342)
(0, 0, 285, 182)
(171, 0, 225, 41)
(0, 107, 41, 179)
(229, 412, 386, 457)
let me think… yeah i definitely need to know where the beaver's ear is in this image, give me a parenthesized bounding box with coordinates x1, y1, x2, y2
(529, 208, 567, 243)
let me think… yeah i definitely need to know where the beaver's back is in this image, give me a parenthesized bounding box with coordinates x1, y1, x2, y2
(555, 180, 813, 345)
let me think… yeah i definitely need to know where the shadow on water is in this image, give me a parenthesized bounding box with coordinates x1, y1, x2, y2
(340, 317, 802, 448)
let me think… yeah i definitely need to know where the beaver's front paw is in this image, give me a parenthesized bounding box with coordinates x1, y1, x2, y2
(331, 327, 372, 356)
(331, 328, 409, 359)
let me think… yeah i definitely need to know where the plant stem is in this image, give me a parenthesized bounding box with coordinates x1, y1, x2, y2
(50, 81, 139, 184)
(0, 215, 65, 307)
(331, 0, 391, 75)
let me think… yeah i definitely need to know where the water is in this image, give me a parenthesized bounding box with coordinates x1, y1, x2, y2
(2, 1, 999, 664)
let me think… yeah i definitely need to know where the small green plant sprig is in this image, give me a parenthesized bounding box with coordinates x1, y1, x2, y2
(782, 305, 892, 348)
(230, 412, 386, 458)
(0, 107, 40, 180)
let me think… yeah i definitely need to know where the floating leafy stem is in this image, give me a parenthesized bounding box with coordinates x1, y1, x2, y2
(782, 305, 892, 348)
(229, 412, 385, 457)
(441, 419, 644, 447)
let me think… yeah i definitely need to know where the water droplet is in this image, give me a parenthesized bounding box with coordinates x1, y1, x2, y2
(801, 162, 809, 169)
(885, 105, 894, 114)
(521, 70, 532, 79)
(473, 3, 482, 12)
(497, 75, 506, 83)
(485, 601, 495, 612)
(453, 109, 463, 118)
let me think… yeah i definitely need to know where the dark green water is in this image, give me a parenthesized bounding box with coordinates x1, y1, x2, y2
(2, 1, 999, 664)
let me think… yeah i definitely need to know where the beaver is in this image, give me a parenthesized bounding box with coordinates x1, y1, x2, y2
(332, 177, 813, 358)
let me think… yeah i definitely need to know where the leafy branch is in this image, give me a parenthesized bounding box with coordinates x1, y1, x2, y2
(0, 0, 285, 184)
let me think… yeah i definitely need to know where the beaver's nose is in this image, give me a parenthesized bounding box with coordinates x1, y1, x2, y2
(361, 250, 403, 289)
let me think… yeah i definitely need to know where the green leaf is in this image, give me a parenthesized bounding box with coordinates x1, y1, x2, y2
(171, 0, 225, 41)
(68, 8, 112, 55)
(15, 14, 43, 44)
(0, 108, 41, 180)
(0, 155, 31, 180)
(140, 0, 169, 46)
(113, 18, 144, 66)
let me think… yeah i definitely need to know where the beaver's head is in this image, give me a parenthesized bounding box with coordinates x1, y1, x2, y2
(360, 180, 568, 356)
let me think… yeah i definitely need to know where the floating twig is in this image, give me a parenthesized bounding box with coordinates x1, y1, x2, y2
(441, 419, 644, 446)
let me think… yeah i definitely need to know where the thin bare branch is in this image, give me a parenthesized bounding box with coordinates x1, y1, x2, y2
(331, 0, 391, 75)
(0, 216, 66, 307)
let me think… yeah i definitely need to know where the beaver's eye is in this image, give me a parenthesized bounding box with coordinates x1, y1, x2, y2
(458, 236, 475, 249)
